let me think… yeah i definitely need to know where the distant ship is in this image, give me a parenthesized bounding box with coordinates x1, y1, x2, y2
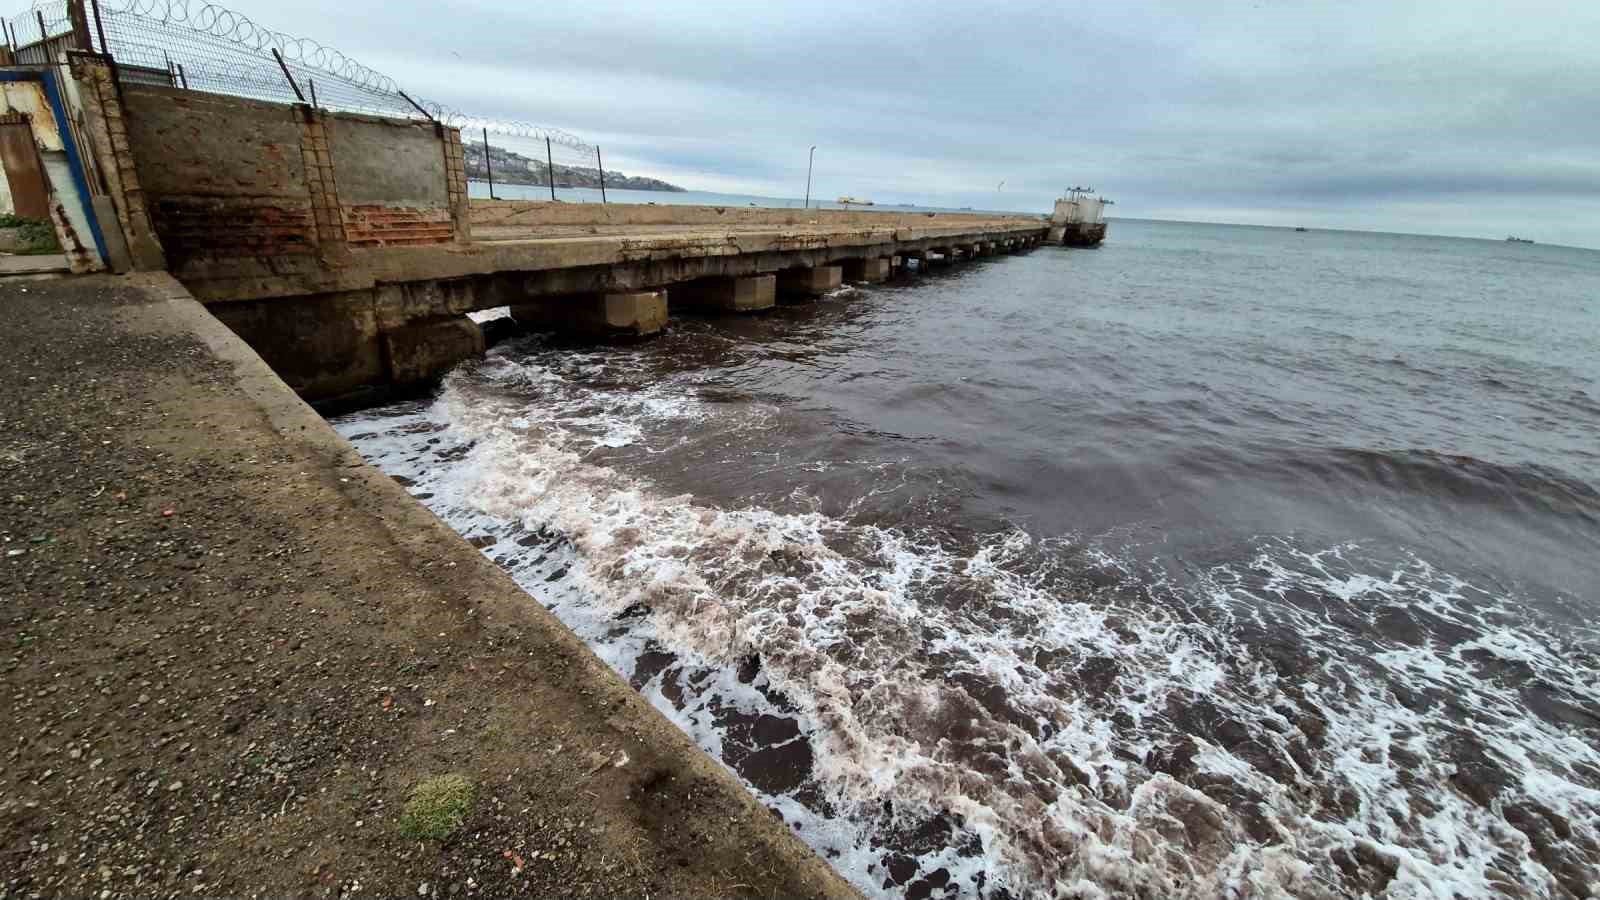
(836, 196, 873, 206)
(1506, 236, 1534, 244)
(1295, 227, 1308, 232)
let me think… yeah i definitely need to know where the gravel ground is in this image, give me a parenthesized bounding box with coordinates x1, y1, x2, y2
(0, 275, 856, 900)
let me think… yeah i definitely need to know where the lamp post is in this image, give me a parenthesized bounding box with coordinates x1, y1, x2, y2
(804, 145, 816, 210)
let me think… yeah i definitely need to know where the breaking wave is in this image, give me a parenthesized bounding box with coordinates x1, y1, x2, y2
(335, 347, 1600, 899)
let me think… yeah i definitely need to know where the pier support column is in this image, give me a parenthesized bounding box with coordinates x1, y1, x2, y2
(513, 290, 669, 337)
(841, 257, 891, 283)
(384, 315, 486, 387)
(669, 275, 776, 312)
(960, 243, 980, 259)
(776, 265, 843, 299)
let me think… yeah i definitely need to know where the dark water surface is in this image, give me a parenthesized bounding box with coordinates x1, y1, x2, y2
(336, 221, 1600, 898)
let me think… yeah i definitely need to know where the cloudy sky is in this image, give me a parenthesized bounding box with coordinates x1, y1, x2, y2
(224, 0, 1600, 247)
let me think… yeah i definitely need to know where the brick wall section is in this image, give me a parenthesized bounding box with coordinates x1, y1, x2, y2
(342, 206, 454, 247)
(298, 110, 347, 247)
(83, 81, 467, 271)
(440, 125, 470, 242)
(118, 86, 319, 265)
(69, 56, 165, 269)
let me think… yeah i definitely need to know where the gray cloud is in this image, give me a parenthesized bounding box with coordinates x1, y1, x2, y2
(226, 0, 1600, 247)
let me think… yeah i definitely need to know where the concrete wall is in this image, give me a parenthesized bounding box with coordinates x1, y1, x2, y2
(327, 113, 457, 247)
(120, 85, 318, 264)
(116, 83, 466, 270)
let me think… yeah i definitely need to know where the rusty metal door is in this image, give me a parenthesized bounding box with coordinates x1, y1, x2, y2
(0, 117, 50, 221)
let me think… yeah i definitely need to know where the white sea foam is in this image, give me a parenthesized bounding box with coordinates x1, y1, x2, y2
(335, 348, 1600, 899)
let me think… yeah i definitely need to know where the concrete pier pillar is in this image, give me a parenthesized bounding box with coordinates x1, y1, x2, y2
(384, 316, 485, 387)
(669, 275, 776, 312)
(513, 290, 668, 337)
(776, 265, 843, 298)
(841, 257, 891, 283)
(960, 243, 980, 259)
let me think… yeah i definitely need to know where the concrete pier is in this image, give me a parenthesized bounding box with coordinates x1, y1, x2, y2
(38, 56, 1051, 405)
(669, 274, 777, 311)
(513, 290, 669, 337)
(777, 265, 844, 298)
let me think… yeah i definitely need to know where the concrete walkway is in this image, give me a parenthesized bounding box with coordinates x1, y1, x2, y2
(0, 274, 856, 899)
(0, 253, 70, 275)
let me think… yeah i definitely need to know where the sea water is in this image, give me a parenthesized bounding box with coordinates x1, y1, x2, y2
(335, 221, 1600, 898)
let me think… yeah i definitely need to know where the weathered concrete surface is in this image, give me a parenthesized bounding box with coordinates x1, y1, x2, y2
(0, 253, 70, 275)
(669, 274, 777, 311)
(208, 279, 481, 400)
(0, 273, 858, 899)
(841, 257, 890, 283)
(69, 56, 166, 271)
(470, 199, 1027, 233)
(513, 290, 669, 338)
(114, 84, 466, 270)
(383, 315, 485, 385)
(327, 114, 458, 248)
(180, 202, 1049, 303)
(777, 265, 843, 298)
(327, 115, 450, 209)
(119, 86, 319, 264)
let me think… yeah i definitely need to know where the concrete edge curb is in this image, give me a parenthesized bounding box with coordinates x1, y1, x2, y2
(124, 271, 862, 899)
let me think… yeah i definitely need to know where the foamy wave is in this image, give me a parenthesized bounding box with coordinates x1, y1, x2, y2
(335, 353, 1600, 899)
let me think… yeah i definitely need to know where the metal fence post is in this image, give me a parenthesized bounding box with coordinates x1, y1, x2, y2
(270, 48, 306, 103)
(596, 146, 606, 204)
(67, 0, 91, 51)
(483, 127, 496, 200)
(545, 137, 556, 202)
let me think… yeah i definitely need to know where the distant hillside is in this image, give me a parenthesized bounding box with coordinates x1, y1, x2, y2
(463, 142, 686, 192)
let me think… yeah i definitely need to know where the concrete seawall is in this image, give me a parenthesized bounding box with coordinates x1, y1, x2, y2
(0, 273, 859, 898)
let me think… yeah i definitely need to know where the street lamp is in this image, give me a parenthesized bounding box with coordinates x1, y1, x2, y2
(804, 145, 816, 210)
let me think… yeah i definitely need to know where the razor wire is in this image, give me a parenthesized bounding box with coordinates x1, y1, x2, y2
(4, 0, 594, 153)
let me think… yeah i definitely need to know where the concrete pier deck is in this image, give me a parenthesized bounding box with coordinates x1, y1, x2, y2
(0, 274, 857, 899)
